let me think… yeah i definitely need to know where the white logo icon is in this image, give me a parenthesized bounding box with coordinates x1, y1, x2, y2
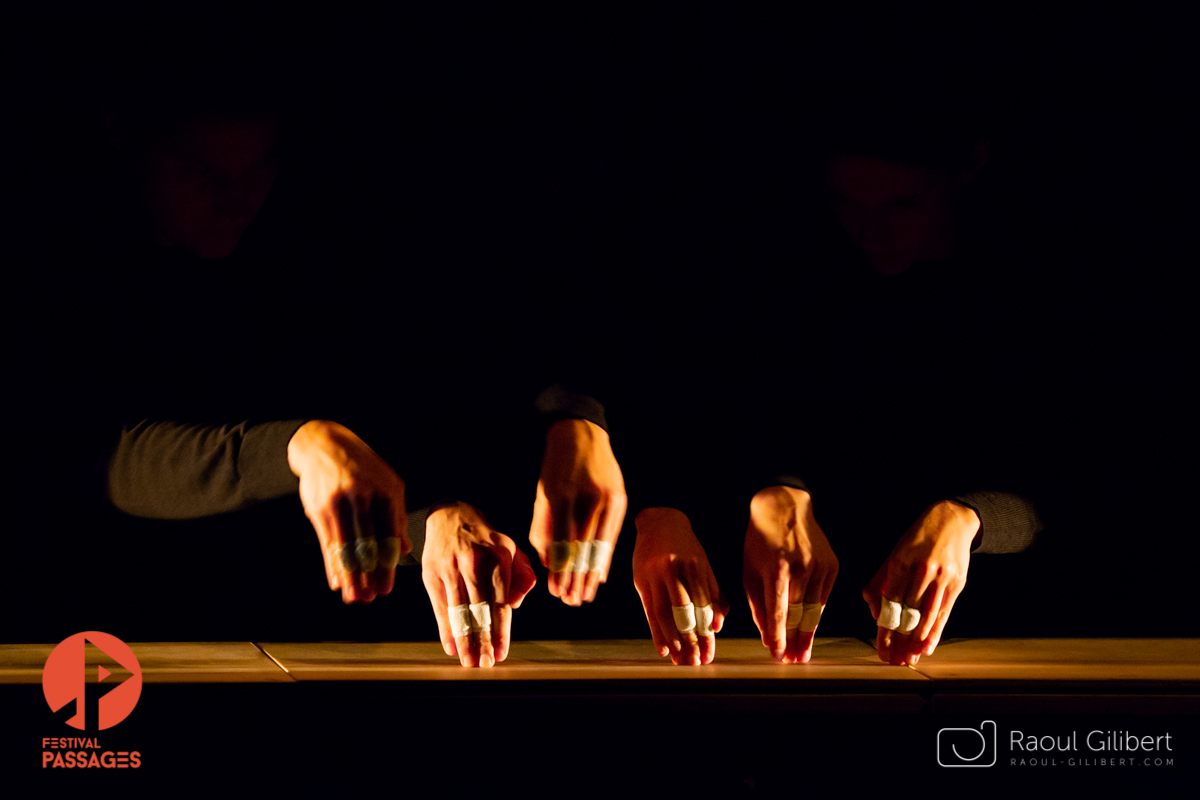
(937, 720, 997, 767)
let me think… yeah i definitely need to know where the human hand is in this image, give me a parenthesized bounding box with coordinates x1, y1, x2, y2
(529, 419, 627, 605)
(422, 502, 538, 667)
(633, 508, 729, 665)
(287, 420, 411, 604)
(743, 486, 839, 663)
(863, 500, 979, 665)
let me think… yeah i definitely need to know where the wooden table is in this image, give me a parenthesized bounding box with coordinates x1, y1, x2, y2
(3, 639, 1197, 788)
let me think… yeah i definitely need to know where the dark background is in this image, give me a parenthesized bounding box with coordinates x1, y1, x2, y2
(4, 7, 1194, 646)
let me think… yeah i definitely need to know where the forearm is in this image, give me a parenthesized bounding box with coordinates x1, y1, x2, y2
(106, 419, 309, 519)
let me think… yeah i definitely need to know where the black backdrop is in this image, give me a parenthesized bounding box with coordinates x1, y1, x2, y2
(5, 7, 1194, 646)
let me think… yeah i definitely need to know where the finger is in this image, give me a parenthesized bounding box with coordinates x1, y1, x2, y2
(494, 603, 513, 664)
(784, 563, 813, 664)
(351, 497, 377, 604)
(389, 484, 411, 555)
(680, 560, 716, 665)
(311, 512, 338, 591)
(862, 560, 886, 620)
(372, 497, 397, 597)
(423, 569, 455, 656)
(444, 573, 478, 667)
(923, 581, 964, 656)
(899, 571, 939, 665)
(876, 624, 893, 664)
(635, 577, 671, 658)
(888, 575, 919, 666)
(651, 577, 682, 659)
(821, 561, 839, 605)
(915, 581, 947, 649)
(877, 560, 916, 664)
(785, 566, 824, 664)
(546, 498, 576, 600)
(743, 570, 770, 649)
(664, 563, 700, 666)
(491, 544, 513, 606)
(488, 547, 513, 665)
(459, 550, 495, 668)
(706, 563, 728, 634)
(528, 490, 552, 565)
(594, 491, 627, 584)
(581, 499, 619, 603)
(332, 496, 361, 604)
(762, 559, 789, 660)
(509, 548, 537, 608)
(566, 500, 603, 605)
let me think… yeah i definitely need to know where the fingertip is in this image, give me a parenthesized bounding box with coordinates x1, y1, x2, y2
(443, 641, 455, 656)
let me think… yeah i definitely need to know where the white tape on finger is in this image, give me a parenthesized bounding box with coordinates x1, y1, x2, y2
(878, 597, 902, 631)
(549, 541, 573, 573)
(588, 540, 612, 573)
(899, 604, 921, 634)
(571, 541, 593, 573)
(448, 604, 472, 638)
(694, 604, 714, 636)
(333, 543, 359, 573)
(672, 603, 697, 633)
(799, 603, 825, 633)
(786, 603, 804, 630)
(468, 602, 492, 633)
(354, 538, 379, 573)
(377, 537, 402, 569)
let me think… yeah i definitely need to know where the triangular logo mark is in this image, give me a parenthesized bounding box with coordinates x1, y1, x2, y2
(98, 666, 111, 682)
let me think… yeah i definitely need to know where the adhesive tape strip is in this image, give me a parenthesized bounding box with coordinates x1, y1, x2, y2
(878, 597, 902, 631)
(549, 541, 573, 573)
(672, 603, 697, 633)
(798, 602, 825, 633)
(588, 540, 612, 573)
(786, 602, 804, 630)
(468, 602, 492, 633)
(354, 538, 379, 573)
(333, 543, 358, 573)
(570, 541, 593, 573)
(448, 604, 472, 638)
(694, 604, 714, 636)
(899, 604, 921, 635)
(377, 537, 402, 569)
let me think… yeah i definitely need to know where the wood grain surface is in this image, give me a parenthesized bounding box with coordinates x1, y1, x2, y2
(0, 642, 292, 684)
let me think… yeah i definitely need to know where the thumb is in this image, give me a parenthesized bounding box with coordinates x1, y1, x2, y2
(509, 548, 538, 608)
(862, 562, 886, 620)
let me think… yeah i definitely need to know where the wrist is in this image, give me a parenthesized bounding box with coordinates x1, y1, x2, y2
(750, 485, 812, 516)
(635, 507, 689, 530)
(546, 417, 608, 448)
(937, 499, 982, 547)
(287, 420, 333, 477)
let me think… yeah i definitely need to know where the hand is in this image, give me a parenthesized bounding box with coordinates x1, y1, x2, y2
(421, 502, 537, 667)
(529, 419, 627, 605)
(633, 508, 729, 665)
(863, 500, 979, 665)
(287, 420, 411, 604)
(743, 486, 839, 663)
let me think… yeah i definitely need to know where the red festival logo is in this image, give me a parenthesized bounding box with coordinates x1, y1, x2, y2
(42, 632, 143, 730)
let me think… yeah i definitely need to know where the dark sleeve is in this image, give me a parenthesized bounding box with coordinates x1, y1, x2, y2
(950, 490, 1043, 554)
(398, 506, 432, 567)
(535, 384, 608, 432)
(105, 419, 310, 519)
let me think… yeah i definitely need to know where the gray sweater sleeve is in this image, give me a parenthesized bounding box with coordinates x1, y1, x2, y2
(951, 490, 1043, 554)
(106, 419, 310, 519)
